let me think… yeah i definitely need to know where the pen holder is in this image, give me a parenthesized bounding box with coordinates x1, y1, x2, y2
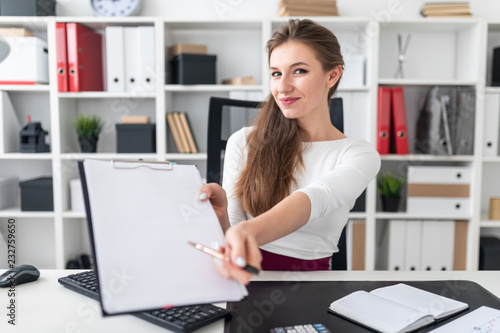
(489, 197, 500, 220)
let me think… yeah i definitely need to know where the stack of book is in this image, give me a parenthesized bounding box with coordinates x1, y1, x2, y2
(420, 2, 472, 17)
(166, 112, 198, 153)
(278, 0, 338, 17)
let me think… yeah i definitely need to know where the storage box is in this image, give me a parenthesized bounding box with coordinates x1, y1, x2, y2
(169, 54, 216, 85)
(168, 43, 207, 58)
(341, 53, 365, 88)
(116, 124, 156, 153)
(70, 178, 84, 212)
(0, 0, 56, 16)
(0, 176, 18, 209)
(19, 177, 53, 211)
(0, 37, 49, 84)
(479, 237, 500, 270)
(406, 166, 471, 215)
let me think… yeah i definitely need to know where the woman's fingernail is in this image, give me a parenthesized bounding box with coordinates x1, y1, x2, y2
(213, 258, 223, 267)
(211, 241, 220, 251)
(199, 193, 207, 200)
(235, 256, 246, 267)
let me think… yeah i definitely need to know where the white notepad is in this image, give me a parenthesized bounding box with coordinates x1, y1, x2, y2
(328, 283, 468, 333)
(79, 159, 247, 315)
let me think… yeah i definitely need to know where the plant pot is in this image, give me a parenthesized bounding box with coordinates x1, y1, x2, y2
(381, 195, 400, 212)
(78, 136, 98, 153)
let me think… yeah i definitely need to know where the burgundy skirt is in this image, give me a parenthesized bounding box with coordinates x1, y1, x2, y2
(260, 249, 331, 271)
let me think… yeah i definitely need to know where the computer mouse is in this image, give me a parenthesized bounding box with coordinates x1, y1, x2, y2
(0, 265, 40, 287)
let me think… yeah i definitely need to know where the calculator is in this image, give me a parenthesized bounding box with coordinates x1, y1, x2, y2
(270, 323, 331, 333)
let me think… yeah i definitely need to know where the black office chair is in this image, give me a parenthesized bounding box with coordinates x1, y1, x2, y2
(206, 96, 349, 270)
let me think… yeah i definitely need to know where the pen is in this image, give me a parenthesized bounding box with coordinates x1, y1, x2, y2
(188, 241, 260, 275)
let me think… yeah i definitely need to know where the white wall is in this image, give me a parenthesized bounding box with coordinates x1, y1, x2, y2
(56, 0, 500, 20)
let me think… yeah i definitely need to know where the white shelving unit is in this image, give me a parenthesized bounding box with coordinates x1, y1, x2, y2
(0, 16, 499, 270)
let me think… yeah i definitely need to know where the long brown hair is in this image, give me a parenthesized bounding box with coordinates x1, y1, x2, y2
(234, 19, 344, 217)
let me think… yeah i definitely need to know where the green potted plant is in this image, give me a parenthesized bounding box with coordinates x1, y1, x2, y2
(377, 172, 406, 212)
(73, 114, 104, 153)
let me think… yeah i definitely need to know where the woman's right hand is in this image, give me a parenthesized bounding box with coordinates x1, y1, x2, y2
(213, 222, 262, 285)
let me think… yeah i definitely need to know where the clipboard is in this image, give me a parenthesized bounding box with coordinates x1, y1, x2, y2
(78, 159, 247, 316)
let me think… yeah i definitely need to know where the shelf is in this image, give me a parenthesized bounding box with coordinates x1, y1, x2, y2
(0, 207, 55, 218)
(61, 153, 159, 160)
(380, 154, 475, 162)
(0, 85, 50, 92)
(164, 84, 264, 92)
(378, 18, 480, 32)
(63, 211, 86, 219)
(378, 79, 478, 86)
(0, 152, 53, 160)
(58, 91, 157, 99)
(166, 153, 207, 160)
(480, 221, 500, 228)
(482, 156, 500, 163)
(375, 212, 472, 220)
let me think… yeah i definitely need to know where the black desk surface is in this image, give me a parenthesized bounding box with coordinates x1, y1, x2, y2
(225, 280, 500, 333)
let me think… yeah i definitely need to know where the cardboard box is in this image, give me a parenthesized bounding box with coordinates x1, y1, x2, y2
(168, 43, 207, 58)
(0, 28, 33, 37)
(222, 76, 256, 85)
(0, 37, 49, 84)
(170, 54, 216, 85)
(0, 176, 18, 209)
(19, 177, 53, 211)
(121, 115, 151, 124)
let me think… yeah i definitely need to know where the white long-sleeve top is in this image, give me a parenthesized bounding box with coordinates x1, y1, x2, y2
(222, 127, 381, 260)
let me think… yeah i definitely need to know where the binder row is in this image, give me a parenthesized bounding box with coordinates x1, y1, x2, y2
(377, 86, 409, 155)
(381, 220, 467, 271)
(56, 23, 156, 93)
(56, 23, 103, 92)
(166, 112, 198, 153)
(106, 26, 156, 93)
(415, 86, 475, 156)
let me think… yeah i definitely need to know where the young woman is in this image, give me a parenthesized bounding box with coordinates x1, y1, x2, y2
(199, 19, 380, 284)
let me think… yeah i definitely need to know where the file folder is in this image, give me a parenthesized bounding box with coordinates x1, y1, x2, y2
(56, 23, 69, 92)
(124, 27, 139, 92)
(66, 23, 104, 92)
(377, 86, 391, 155)
(404, 220, 422, 271)
(391, 86, 409, 154)
(483, 93, 500, 156)
(78, 159, 247, 316)
(137, 26, 156, 92)
(105, 26, 125, 92)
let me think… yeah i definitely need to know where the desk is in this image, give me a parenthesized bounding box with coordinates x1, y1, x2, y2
(0, 270, 499, 333)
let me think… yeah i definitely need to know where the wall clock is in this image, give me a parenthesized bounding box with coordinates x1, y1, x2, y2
(90, 0, 143, 17)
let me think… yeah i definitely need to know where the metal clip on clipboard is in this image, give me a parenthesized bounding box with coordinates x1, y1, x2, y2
(111, 159, 173, 170)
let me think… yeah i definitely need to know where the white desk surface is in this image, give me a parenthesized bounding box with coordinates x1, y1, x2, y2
(1, 270, 499, 333)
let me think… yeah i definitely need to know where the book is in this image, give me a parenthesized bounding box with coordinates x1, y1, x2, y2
(178, 112, 198, 153)
(328, 283, 468, 333)
(420, 2, 472, 17)
(166, 113, 185, 153)
(173, 112, 191, 153)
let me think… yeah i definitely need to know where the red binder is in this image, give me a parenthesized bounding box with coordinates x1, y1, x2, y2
(56, 23, 68, 92)
(377, 86, 391, 155)
(66, 23, 104, 92)
(391, 86, 409, 154)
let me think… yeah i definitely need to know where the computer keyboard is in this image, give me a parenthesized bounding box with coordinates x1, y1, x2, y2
(58, 270, 230, 333)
